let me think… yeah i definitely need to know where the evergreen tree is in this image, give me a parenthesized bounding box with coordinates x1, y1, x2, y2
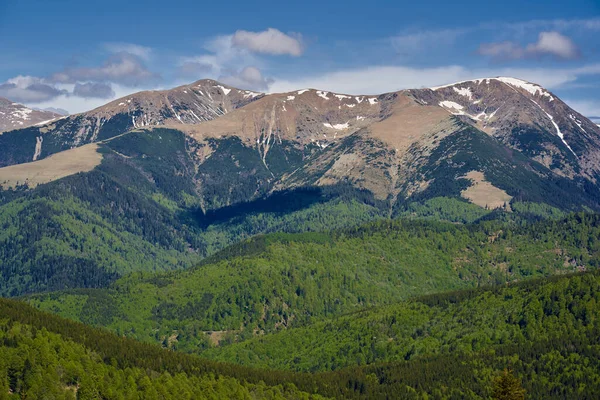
(492, 369, 525, 400)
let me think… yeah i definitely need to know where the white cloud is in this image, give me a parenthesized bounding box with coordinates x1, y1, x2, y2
(51, 53, 159, 86)
(104, 43, 153, 60)
(478, 31, 580, 60)
(0, 75, 68, 103)
(179, 35, 260, 78)
(25, 83, 150, 114)
(219, 66, 271, 91)
(232, 28, 304, 56)
(268, 63, 600, 95)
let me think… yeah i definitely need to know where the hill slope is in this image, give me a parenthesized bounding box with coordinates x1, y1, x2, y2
(1, 77, 600, 296)
(28, 213, 600, 353)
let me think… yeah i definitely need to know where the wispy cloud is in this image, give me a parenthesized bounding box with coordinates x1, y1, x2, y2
(232, 28, 304, 56)
(562, 99, 600, 120)
(268, 63, 600, 94)
(73, 82, 115, 99)
(478, 31, 581, 61)
(0, 75, 68, 103)
(219, 66, 272, 91)
(390, 28, 467, 55)
(104, 43, 153, 60)
(51, 52, 159, 86)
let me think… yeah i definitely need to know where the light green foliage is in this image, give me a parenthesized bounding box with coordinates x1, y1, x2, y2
(399, 197, 491, 223)
(204, 270, 600, 372)
(0, 320, 325, 399)
(29, 214, 600, 356)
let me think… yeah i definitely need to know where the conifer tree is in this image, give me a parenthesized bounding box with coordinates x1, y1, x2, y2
(492, 369, 525, 400)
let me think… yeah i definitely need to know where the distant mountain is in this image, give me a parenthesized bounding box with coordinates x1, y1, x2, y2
(2, 77, 600, 212)
(0, 97, 63, 133)
(1, 77, 600, 296)
(33, 106, 70, 116)
(0, 79, 262, 166)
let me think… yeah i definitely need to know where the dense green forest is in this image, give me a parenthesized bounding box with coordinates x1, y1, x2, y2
(6, 271, 600, 398)
(0, 320, 323, 399)
(204, 269, 600, 372)
(28, 213, 599, 357)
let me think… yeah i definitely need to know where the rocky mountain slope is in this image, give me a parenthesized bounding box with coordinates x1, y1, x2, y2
(0, 80, 263, 165)
(409, 77, 600, 180)
(0, 97, 62, 133)
(1, 76, 600, 213)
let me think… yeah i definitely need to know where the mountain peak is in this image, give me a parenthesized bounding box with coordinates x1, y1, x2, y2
(430, 76, 553, 100)
(0, 97, 63, 133)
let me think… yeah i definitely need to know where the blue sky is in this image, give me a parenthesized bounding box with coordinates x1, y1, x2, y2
(1, 0, 599, 119)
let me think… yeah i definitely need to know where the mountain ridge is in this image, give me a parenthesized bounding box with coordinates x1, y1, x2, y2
(1, 76, 600, 215)
(0, 97, 63, 133)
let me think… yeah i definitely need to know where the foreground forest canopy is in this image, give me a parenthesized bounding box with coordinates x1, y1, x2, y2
(4, 269, 600, 398)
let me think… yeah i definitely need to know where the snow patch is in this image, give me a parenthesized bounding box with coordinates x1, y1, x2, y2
(355, 96, 363, 103)
(323, 122, 349, 130)
(569, 114, 587, 134)
(297, 89, 310, 95)
(430, 78, 488, 90)
(11, 108, 32, 120)
(496, 77, 554, 101)
(439, 101, 464, 112)
(216, 85, 231, 95)
(286, 95, 295, 101)
(243, 90, 260, 98)
(316, 91, 330, 100)
(368, 98, 378, 105)
(356, 116, 365, 121)
(431, 77, 554, 101)
(452, 87, 473, 100)
(334, 94, 351, 100)
(345, 104, 356, 108)
(530, 99, 576, 156)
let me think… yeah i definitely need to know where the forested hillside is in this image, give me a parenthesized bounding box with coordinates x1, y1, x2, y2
(28, 213, 600, 356)
(0, 125, 592, 298)
(2, 74, 600, 399)
(6, 271, 600, 398)
(205, 269, 600, 373)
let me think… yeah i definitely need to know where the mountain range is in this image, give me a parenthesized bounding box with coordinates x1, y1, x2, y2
(2, 76, 600, 398)
(1, 77, 600, 209)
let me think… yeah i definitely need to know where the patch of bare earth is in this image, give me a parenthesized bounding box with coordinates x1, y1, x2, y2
(460, 170, 512, 210)
(206, 330, 228, 346)
(0, 143, 102, 189)
(369, 94, 456, 154)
